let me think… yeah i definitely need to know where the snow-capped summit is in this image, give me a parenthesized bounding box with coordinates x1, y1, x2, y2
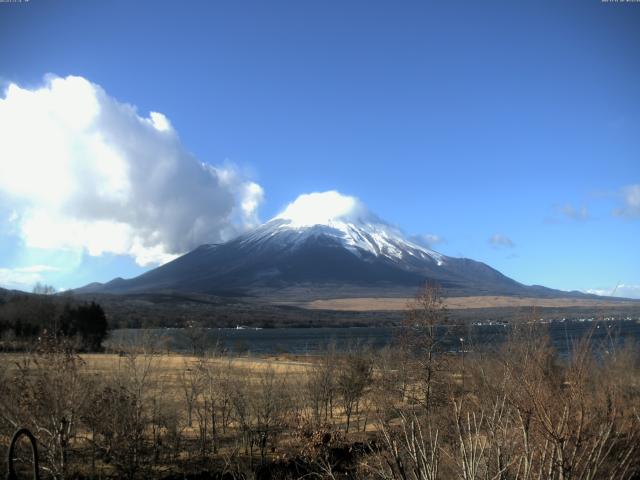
(244, 191, 444, 265)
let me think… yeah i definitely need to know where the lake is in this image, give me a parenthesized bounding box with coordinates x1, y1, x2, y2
(107, 318, 640, 356)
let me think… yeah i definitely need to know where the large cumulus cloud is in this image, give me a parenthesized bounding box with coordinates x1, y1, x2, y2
(0, 75, 263, 266)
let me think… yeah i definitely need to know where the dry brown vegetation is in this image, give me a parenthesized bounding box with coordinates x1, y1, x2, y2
(0, 286, 638, 479)
(302, 296, 640, 312)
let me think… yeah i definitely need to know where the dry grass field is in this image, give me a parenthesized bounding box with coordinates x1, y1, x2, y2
(78, 352, 314, 376)
(301, 295, 639, 311)
(0, 351, 316, 412)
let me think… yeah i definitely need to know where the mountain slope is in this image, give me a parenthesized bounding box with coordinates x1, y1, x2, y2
(76, 193, 589, 301)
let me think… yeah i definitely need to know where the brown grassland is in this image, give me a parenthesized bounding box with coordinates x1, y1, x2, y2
(302, 296, 640, 311)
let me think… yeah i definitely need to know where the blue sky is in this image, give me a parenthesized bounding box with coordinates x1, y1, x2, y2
(0, 0, 638, 296)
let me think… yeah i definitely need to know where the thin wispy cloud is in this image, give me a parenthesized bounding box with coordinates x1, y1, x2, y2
(559, 204, 590, 221)
(0, 75, 264, 266)
(410, 233, 446, 249)
(489, 234, 515, 248)
(545, 203, 591, 224)
(612, 184, 640, 219)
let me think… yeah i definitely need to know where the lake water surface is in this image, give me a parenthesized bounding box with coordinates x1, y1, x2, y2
(107, 319, 640, 356)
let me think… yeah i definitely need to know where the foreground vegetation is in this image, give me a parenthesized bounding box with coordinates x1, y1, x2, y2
(0, 287, 638, 479)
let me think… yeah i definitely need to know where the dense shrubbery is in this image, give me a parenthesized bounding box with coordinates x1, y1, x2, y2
(58, 302, 109, 352)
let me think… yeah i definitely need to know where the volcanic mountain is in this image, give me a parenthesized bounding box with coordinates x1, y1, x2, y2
(77, 192, 592, 301)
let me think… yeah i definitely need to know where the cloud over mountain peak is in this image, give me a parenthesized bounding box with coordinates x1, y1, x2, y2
(0, 75, 263, 266)
(275, 191, 371, 227)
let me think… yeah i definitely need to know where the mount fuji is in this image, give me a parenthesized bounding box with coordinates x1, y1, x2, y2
(77, 192, 590, 301)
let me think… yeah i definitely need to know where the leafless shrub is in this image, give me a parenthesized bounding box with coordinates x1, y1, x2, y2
(0, 342, 88, 479)
(374, 410, 441, 480)
(457, 323, 640, 480)
(88, 348, 156, 479)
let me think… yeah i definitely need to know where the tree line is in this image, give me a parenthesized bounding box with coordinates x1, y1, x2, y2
(0, 284, 108, 352)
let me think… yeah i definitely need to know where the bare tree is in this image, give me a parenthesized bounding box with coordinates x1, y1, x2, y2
(230, 374, 252, 457)
(32, 282, 56, 295)
(307, 344, 338, 425)
(179, 359, 201, 428)
(193, 355, 228, 455)
(337, 347, 372, 433)
(216, 359, 235, 434)
(251, 365, 291, 463)
(401, 283, 450, 411)
(182, 320, 208, 356)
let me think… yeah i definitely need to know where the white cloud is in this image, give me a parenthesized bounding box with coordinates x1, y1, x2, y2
(0, 75, 263, 266)
(13, 265, 59, 274)
(613, 184, 640, 219)
(410, 233, 446, 249)
(559, 204, 590, 221)
(586, 284, 640, 299)
(148, 111, 171, 132)
(0, 265, 58, 290)
(275, 191, 368, 227)
(544, 203, 591, 224)
(489, 233, 515, 248)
